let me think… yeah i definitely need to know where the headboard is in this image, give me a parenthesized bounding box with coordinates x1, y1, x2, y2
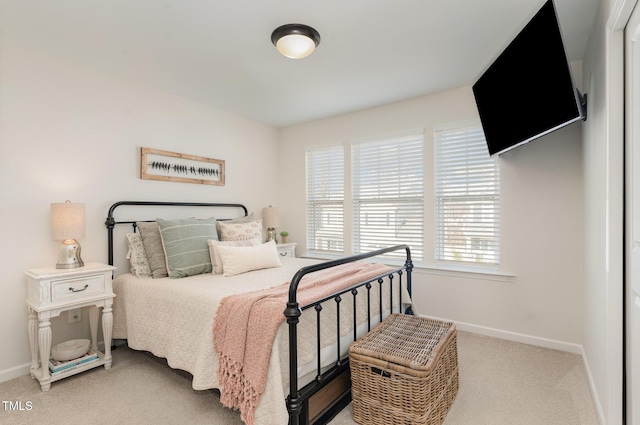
(105, 201, 248, 269)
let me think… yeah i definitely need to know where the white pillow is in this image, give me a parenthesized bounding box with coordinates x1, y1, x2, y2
(216, 240, 282, 277)
(207, 237, 262, 274)
(215, 213, 255, 239)
(218, 219, 263, 241)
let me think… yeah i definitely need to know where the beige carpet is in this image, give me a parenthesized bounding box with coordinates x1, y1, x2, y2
(0, 331, 600, 425)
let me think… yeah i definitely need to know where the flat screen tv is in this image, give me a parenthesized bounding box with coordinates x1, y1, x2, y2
(472, 0, 586, 156)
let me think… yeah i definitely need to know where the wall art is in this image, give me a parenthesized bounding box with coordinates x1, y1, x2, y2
(140, 147, 225, 186)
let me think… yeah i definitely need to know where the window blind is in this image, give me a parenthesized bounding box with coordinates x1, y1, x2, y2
(352, 130, 424, 260)
(434, 123, 500, 266)
(306, 145, 344, 253)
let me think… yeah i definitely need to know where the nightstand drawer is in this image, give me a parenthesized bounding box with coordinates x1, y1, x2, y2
(276, 242, 297, 258)
(278, 246, 296, 258)
(51, 274, 105, 302)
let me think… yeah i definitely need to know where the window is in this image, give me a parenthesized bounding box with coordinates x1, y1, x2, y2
(434, 122, 500, 266)
(352, 130, 424, 260)
(306, 145, 344, 253)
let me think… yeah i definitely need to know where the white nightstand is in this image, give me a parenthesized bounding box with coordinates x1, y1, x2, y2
(24, 262, 116, 391)
(277, 242, 297, 258)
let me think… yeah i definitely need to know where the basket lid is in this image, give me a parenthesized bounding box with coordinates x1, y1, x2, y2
(349, 314, 455, 371)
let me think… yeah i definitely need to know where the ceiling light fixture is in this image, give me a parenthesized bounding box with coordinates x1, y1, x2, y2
(271, 24, 321, 59)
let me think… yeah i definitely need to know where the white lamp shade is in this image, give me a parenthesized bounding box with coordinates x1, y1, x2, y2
(51, 201, 86, 241)
(276, 34, 317, 59)
(262, 206, 280, 228)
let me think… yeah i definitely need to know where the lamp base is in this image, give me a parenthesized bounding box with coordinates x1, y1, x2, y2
(265, 228, 277, 243)
(56, 239, 84, 269)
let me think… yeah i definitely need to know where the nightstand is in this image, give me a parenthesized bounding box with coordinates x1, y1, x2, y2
(24, 262, 116, 391)
(276, 242, 297, 258)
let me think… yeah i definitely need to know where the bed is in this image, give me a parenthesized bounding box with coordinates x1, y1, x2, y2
(105, 201, 414, 425)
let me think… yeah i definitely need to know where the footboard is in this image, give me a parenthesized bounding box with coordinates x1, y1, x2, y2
(285, 245, 413, 425)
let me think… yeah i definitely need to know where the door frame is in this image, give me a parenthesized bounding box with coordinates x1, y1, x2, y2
(601, 1, 636, 424)
(624, 2, 640, 424)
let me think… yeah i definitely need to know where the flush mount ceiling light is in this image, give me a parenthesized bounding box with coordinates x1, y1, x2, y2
(271, 24, 321, 59)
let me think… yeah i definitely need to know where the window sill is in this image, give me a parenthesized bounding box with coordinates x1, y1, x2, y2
(414, 264, 515, 283)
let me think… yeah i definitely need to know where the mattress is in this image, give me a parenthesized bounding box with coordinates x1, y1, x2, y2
(112, 256, 409, 425)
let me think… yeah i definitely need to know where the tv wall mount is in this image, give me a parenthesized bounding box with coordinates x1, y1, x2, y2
(577, 89, 588, 121)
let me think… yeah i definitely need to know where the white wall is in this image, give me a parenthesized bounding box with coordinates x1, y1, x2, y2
(0, 37, 280, 378)
(279, 85, 585, 347)
(581, 0, 627, 423)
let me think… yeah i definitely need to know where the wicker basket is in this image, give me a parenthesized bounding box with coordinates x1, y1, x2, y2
(349, 314, 458, 425)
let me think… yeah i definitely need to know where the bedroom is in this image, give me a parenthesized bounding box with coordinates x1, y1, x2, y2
(0, 0, 633, 424)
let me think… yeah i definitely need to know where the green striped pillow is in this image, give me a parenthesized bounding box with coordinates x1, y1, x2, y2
(157, 217, 218, 278)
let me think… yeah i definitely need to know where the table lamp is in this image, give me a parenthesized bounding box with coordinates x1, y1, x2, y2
(51, 201, 85, 269)
(262, 206, 279, 243)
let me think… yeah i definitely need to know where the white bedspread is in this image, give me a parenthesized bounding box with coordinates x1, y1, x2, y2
(112, 257, 410, 425)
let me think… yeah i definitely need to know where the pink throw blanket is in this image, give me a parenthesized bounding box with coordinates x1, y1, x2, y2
(213, 261, 391, 425)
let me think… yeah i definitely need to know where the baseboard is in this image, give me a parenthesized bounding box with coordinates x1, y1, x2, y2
(579, 346, 606, 425)
(417, 313, 583, 354)
(0, 362, 31, 383)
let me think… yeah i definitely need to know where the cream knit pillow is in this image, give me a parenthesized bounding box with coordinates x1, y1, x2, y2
(216, 240, 282, 277)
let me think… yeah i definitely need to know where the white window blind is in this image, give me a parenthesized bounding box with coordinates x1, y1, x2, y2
(352, 130, 424, 260)
(434, 122, 500, 266)
(306, 145, 345, 253)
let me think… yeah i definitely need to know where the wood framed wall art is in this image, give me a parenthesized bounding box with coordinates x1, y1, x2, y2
(140, 147, 225, 186)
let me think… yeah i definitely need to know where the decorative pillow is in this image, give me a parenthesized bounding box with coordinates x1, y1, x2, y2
(136, 221, 168, 278)
(216, 240, 282, 277)
(216, 213, 255, 239)
(219, 219, 263, 241)
(125, 233, 152, 278)
(157, 217, 218, 278)
(207, 237, 262, 274)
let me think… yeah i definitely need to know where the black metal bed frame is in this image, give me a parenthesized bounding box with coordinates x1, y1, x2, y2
(105, 201, 413, 425)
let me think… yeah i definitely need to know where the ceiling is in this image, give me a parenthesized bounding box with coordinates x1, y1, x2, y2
(0, 0, 599, 128)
